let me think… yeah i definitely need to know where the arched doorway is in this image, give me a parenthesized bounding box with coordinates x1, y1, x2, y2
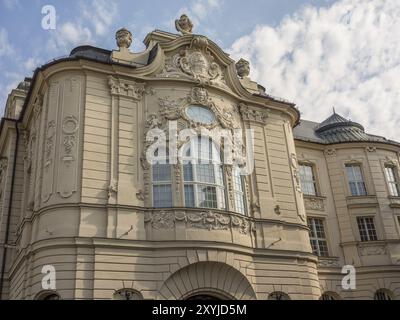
(159, 262, 257, 300)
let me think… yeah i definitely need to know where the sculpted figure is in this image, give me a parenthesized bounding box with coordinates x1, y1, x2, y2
(115, 28, 132, 49)
(175, 14, 193, 35)
(236, 58, 250, 78)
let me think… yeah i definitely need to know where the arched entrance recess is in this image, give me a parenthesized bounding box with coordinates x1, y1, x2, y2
(158, 262, 257, 300)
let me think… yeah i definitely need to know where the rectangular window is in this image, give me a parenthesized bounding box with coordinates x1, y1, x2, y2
(233, 168, 247, 215)
(152, 162, 172, 208)
(152, 185, 172, 208)
(299, 164, 317, 196)
(346, 164, 367, 196)
(385, 166, 399, 197)
(307, 218, 329, 257)
(357, 217, 378, 242)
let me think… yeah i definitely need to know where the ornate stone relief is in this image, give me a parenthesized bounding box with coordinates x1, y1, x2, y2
(108, 76, 145, 100)
(44, 120, 56, 169)
(324, 149, 336, 157)
(290, 153, 306, 222)
(236, 59, 250, 78)
(61, 116, 78, 164)
(115, 28, 132, 49)
(144, 210, 252, 234)
(239, 103, 268, 125)
(136, 189, 145, 201)
(365, 146, 377, 153)
(304, 197, 325, 211)
(290, 153, 302, 194)
(318, 258, 340, 268)
(159, 87, 240, 130)
(156, 36, 228, 89)
(384, 156, 398, 167)
(359, 245, 387, 256)
(0, 157, 8, 199)
(33, 94, 43, 120)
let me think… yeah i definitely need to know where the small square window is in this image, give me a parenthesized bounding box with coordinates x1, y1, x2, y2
(357, 217, 378, 242)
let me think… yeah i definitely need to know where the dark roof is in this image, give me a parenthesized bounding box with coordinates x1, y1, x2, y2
(70, 46, 112, 63)
(294, 111, 400, 146)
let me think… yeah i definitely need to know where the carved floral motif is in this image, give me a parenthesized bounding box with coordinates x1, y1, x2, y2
(145, 210, 252, 234)
(359, 245, 387, 256)
(239, 103, 268, 125)
(108, 76, 145, 100)
(304, 197, 325, 211)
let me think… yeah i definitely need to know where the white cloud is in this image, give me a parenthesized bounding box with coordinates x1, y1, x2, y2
(2, 0, 20, 10)
(177, 0, 223, 28)
(0, 28, 13, 57)
(228, 0, 400, 141)
(48, 22, 93, 53)
(83, 0, 117, 36)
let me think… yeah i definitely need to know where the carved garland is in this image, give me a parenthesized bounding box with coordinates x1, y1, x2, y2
(145, 210, 252, 235)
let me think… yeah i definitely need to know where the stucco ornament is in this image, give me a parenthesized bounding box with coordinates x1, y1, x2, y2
(175, 14, 193, 35)
(158, 88, 239, 130)
(115, 28, 132, 49)
(236, 58, 250, 78)
(156, 36, 228, 89)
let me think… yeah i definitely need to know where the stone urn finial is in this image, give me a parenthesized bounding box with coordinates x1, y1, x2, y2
(236, 58, 250, 78)
(175, 14, 193, 35)
(115, 28, 132, 49)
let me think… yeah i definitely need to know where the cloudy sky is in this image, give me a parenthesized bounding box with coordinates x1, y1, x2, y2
(0, 0, 399, 141)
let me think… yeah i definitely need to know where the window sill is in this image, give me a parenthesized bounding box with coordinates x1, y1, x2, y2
(346, 195, 378, 209)
(388, 196, 400, 208)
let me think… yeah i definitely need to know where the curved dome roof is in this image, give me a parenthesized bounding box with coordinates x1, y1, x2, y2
(314, 112, 369, 143)
(294, 110, 399, 146)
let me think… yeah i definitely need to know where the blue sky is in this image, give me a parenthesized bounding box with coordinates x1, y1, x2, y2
(1, 0, 399, 141)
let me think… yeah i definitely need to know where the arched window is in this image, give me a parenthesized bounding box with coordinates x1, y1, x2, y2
(374, 289, 393, 300)
(320, 292, 341, 300)
(268, 291, 290, 300)
(182, 136, 226, 210)
(113, 289, 143, 300)
(233, 167, 247, 215)
(152, 148, 172, 208)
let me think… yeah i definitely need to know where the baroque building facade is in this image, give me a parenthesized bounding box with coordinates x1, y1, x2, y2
(0, 16, 399, 300)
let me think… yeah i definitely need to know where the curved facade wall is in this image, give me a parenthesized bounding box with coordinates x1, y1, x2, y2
(0, 29, 398, 300)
